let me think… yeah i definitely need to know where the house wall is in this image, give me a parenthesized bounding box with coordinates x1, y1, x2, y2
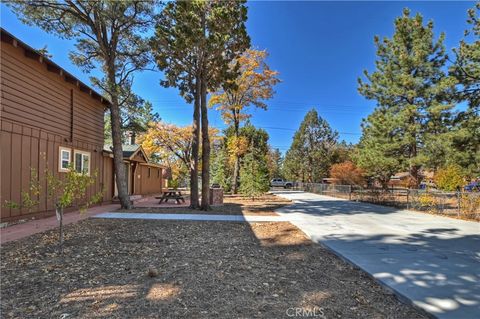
(135, 165, 163, 195)
(0, 39, 105, 222)
(101, 156, 164, 198)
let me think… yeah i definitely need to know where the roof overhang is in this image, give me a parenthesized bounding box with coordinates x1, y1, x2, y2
(128, 146, 149, 162)
(1, 27, 112, 109)
(139, 162, 167, 169)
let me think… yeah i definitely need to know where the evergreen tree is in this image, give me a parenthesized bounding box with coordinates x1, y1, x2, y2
(239, 147, 270, 199)
(355, 107, 402, 188)
(283, 109, 338, 183)
(448, 111, 480, 177)
(358, 8, 456, 185)
(283, 148, 303, 182)
(211, 140, 231, 191)
(267, 147, 283, 179)
(223, 121, 270, 189)
(332, 141, 355, 164)
(153, 0, 250, 209)
(451, 2, 480, 109)
(449, 3, 480, 177)
(240, 122, 270, 155)
(104, 90, 159, 144)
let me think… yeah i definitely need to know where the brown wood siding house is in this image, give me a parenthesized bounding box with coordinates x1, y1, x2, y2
(0, 29, 165, 222)
(0, 28, 107, 222)
(102, 144, 167, 198)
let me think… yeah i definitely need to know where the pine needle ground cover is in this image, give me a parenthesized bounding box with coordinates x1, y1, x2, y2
(1, 195, 424, 318)
(120, 193, 291, 216)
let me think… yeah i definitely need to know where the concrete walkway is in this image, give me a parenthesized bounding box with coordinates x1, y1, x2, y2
(94, 212, 291, 222)
(272, 190, 480, 319)
(0, 204, 120, 244)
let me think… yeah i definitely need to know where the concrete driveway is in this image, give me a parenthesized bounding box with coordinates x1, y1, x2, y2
(273, 190, 480, 319)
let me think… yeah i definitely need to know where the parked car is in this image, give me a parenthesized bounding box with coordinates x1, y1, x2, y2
(270, 178, 293, 189)
(419, 181, 436, 190)
(464, 181, 480, 192)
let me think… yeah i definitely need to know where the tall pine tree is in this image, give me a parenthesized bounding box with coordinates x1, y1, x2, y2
(283, 109, 338, 183)
(355, 107, 403, 189)
(449, 3, 480, 177)
(153, 0, 250, 209)
(210, 139, 231, 191)
(358, 8, 456, 185)
(239, 147, 270, 200)
(451, 2, 480, 109)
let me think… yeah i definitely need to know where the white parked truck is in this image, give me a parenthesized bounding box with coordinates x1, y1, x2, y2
(270, 178, 293, 189)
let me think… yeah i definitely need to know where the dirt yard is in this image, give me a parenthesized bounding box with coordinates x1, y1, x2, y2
(1, 195, 425, 318)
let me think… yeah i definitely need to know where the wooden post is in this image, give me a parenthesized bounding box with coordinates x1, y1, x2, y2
(457, 192, 461, 217)
(406, 189, 409, 210)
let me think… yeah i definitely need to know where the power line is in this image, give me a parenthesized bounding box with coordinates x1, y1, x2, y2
(260, 126, 361, 135)
(155, 106, 367, 116)
(148, 98, 371, 109)
(211, 125, 361, 136)
(147, 98, 373, 109)
(152, 104, 367, 111)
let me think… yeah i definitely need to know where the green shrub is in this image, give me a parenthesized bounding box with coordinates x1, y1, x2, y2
(239, 150, 270, 200)
(434, 165, 465, 192)
(168, 179, 180, 189)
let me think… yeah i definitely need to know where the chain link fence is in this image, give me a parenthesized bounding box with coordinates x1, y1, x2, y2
(293, 182, 480, 220)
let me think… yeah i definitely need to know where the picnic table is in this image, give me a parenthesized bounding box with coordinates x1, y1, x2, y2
(155, 189, 186, 204)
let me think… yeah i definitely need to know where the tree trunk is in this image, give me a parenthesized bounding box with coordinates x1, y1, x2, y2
(57, 206, 64, 254)
(409, 113, 421, 189)
(410, 137, 420, 188)
(232, 157, 240, 194)
(107, 69, 131, 209)
(189, 77, 201, 209)
(381, 178, 390, 190)
(410, 165, 421, 189)
(232, 120, 240, 194)
(200, 77, 211, 210)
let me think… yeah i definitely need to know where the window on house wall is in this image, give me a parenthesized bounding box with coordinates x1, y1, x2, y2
(74, 150, 91, 175)
(157, 169, 160, 178)
(58, 147, 71, 172)
(148, 167, 151, 178)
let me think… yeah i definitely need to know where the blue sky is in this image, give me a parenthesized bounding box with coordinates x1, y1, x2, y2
(1, 1, 475, 153)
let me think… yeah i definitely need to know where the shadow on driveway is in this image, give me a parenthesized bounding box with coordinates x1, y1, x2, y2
(274, 191, 480, 319)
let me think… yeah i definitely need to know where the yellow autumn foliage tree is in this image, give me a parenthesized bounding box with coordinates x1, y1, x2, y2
(226, 135, 249, 166)
(209, 49, 280, 192)
(138, 122, 219, 184)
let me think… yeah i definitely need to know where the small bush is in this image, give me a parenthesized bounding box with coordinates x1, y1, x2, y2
(460, 194, 480, 220)
(168, 179, 179, 189)
(435, 165, 465, 191)
(330, 161, 365, 186)
(418, 193, 436, 210)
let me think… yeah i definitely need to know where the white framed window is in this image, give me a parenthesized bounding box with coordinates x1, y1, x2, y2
(73, 150, 91, 175)
(59, 147, 71, 172)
